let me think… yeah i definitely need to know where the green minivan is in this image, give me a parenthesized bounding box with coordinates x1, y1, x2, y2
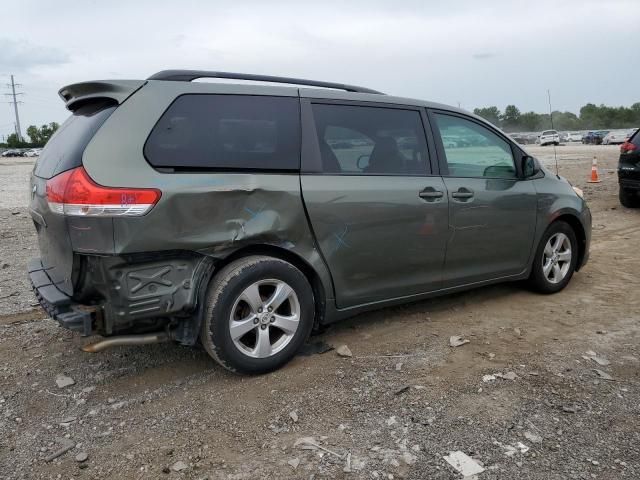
(28, 70, 591, 373)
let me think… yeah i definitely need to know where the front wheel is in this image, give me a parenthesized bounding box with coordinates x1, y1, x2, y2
(529, 221, 578, 294)
(200, 256, 315, 374)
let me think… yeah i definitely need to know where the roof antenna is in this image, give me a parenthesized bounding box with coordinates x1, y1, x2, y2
(548, 89, 559, 176)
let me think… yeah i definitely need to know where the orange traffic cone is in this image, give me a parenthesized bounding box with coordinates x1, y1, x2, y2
(587, 156, 601, 183)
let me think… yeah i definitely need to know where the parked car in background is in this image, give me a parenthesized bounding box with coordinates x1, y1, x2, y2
(25, 148, 43, 157)
(539, 130, 560, 146)
(603, 130, 631, 145)
(559, 132, 569, 142)
(525, 133, 539, 144)
(28, 70, 592, 374)
(510, 133, 538, 145)
(618, 129, 640, 207)
(582, 131, 609, 145)
(596, 131, 610, 144)
(566, 132, 583, 142)
(1, 149, 24, 157)
(509, 133, 527, 145)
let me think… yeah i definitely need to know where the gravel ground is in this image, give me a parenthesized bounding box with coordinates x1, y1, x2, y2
(0, 157, 39, 316)
(0, 145, 639, 479)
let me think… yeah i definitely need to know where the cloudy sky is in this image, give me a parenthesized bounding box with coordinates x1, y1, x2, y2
(1, 0, 638, 140)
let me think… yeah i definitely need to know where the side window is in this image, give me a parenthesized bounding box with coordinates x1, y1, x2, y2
(145, 95, 300, 170)
(433, 113, 516, 178)
(311, 104, 429, 175)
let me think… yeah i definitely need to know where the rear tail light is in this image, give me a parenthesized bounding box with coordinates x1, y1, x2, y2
(620, 141, 637, 154)
(46, 167, 161, 216)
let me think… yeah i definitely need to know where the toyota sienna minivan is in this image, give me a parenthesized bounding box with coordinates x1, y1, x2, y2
(28, 70, 591, 373)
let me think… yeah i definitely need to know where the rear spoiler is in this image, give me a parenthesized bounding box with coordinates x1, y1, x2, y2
(58, 80, 146, 111)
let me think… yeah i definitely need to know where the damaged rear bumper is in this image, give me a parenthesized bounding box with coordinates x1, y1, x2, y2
(28, 258, 94, 335)
(28, 253, 214, 342)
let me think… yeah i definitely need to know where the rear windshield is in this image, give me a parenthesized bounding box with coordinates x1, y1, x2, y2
(34, 100, 117, 179)
(541, 130, 557, 136)
(144, 94, 300, 171)
(631, 130, 640, 146)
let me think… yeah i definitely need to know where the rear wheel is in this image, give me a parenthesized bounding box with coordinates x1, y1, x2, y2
(529, 221, 578, 294)
(619, 188, 640, 208)
(200, 256, 314, 374)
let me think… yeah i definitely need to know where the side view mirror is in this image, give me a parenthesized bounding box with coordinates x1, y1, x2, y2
(521, 155, 538, 178)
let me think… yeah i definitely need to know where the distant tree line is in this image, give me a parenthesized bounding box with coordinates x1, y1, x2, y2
(473, 103, 640, 132)
(1, 122, 60, 148)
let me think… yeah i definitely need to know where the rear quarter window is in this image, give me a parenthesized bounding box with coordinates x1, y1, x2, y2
(144, 95, 300, 171)
(34, 100, 116, 179)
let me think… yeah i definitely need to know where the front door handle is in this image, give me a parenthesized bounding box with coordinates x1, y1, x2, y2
(419, 188, 444, 201)
(451, 188, 474, 201)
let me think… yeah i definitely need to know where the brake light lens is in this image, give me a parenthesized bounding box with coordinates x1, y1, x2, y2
(46, 167, 161, 216)
(620, 141, 637, 154)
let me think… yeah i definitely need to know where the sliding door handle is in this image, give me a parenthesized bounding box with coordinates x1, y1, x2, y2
(451, 188, 474, 200)
(419, 188, 444, 200)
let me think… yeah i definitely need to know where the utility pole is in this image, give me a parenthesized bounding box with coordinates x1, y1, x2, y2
(4, 75, 24, 142)
(547, 89, 554, 130)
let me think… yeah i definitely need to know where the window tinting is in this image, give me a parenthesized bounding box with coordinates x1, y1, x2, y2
(145, 95, 300, 170)
(434, 114, 516, 179)
(311, 104, 429, 175)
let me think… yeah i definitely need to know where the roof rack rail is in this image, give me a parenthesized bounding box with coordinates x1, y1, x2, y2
(147, 70, 383, 94)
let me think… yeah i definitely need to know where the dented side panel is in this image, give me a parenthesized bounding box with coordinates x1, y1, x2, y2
(112, 176, 308, 252)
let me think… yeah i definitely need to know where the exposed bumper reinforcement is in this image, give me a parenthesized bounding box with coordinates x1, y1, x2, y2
(28, 258, 94, 336)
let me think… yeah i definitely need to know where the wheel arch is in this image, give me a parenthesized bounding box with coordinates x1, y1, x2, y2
(212, 244, 328, 328)
(551, 213, 587, 271)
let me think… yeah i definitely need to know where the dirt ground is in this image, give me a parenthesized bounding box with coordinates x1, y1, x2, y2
(1, 144, 638, 480)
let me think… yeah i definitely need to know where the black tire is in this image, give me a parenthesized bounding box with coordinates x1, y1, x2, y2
(619, 188, 640, 208)
(529, 221, 578, 294)
(200, 256, 315, 374)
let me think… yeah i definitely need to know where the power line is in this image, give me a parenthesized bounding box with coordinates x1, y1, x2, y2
(3, 75, 24, 142)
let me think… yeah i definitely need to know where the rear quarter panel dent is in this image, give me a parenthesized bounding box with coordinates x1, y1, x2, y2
(111, 178, 335, 309)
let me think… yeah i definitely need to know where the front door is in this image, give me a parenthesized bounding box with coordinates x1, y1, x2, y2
(429, 111, 537, 287)
(301, 101, 449, 308)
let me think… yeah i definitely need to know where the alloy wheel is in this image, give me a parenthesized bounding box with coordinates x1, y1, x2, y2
(229, 279, 301, 358)
(542, 232, 572, 284)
